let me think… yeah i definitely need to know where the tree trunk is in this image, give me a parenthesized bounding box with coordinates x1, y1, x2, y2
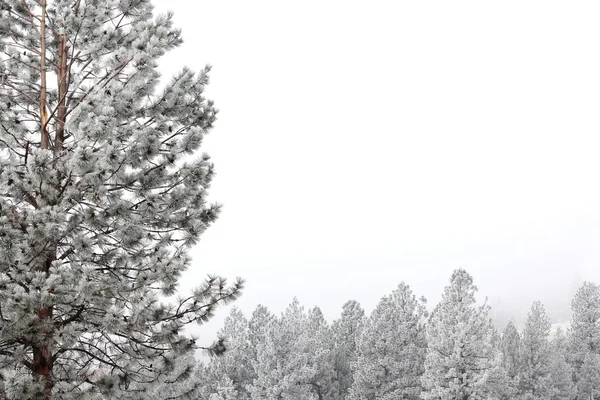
(40, 0, 49, 150)
(31, 250, 55, 400)
(55, 26, 68, 152)
(33, 2, 55, 398)
(31, 317, 53, 400)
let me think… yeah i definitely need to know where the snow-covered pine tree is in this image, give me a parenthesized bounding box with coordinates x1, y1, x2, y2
(577, 353, 600, 400)
(0, 1, 242, 398)
(331, 300, 365, 400)
(203, 376, 239, 400)
(348, 282, 427, 400)
(569, 282, 600, 399)
(305, 306, 336, 400)
(248, 299, 337, 400)
(249, 298, 314, 400)
(500, 321, 521, 381)
(517, 301, 553, 400)
(247, 304, 276, 362)
(421, 269, 497, 400)
(548, 328, 575, 400)
(245, 304, 275, 398)
(204, 307, 253, 400)
(122, 351, 202, 400)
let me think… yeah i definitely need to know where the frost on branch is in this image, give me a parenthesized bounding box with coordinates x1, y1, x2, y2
(0, 0, 241, 398)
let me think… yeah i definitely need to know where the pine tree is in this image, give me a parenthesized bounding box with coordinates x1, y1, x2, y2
(494, 320, 521, 398)
(577, 353, 600, 400)
(248, 298, 315, 400)
(247, 300, 338, 400)
(518, 301, 553, 400)
(203, 376, 239, 400)
(421, 269, 497, 400)
(500, 321, 521, 380)
(247, 304, 276, 361)
(121, 351, 203, 400)
(331, 300, 365, 400)
(569, 282, 600, 399)
(305, 306, 337, 400)
(245, 304, 276, 398)
(348, 282, 427, 400)
(548, 328, 575, 400)
(204, 307, 252, 400)
(0, 1, 241, 398)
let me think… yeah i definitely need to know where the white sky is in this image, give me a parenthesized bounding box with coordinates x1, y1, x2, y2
(152, 0, 600, 343)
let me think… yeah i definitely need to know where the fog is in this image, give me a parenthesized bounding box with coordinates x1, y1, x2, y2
(152, 0, 600, 343)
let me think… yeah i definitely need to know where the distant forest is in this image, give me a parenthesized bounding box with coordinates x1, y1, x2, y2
(191, 269, 599, 400)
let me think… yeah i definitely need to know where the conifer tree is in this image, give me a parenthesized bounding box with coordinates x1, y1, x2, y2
(245, 304, 275, 397)
(548, 328, 575, 400)
(577, 353, 600, 400)
(500, 321, 521, 380)
(247, 304, 276, 361)
(203, 376, 238, 400)
(569, 282, 600, 399)
(0, 0, 241, 398)
(249, 298, 314, 400)
(305, 306, 337, 400)
(204, 307, 252, 400)
(120, 351, 203, 400)
(421, 269, 497, 400)
(518, 301, 553, 400)
(348, 282, 427, 400)
(331, 300, 365, 400)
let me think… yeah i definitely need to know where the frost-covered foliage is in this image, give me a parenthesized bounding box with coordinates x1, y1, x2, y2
(202, 307, 253, 400)
(198, 375, 239, 400)
(0, 0, 241, 398)
(305, 306, 337, 400)
(569, 282, 600, 399)
(421, 269, 498, 400)
(247, 299, 336, 400)
(548, 328, 575, 400)
(348, 283, 427, 400)
(199, 273, 600, 400)
(517, 301, 553, 400)
(123, 352, 202, 400)
(331, 300, 364, 400)
(500, 321, 521, 380)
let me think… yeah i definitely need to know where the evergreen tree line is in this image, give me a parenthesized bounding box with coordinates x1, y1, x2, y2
(191, 269, 600, 400)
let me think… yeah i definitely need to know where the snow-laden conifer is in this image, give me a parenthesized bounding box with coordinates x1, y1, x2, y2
(248, 299, 337, 400)
(248, 298, 315, 399)
(305, 306, 337, 400)
(203, 307, 253, 400)
(247, 304, 276, 361)
(548, 328, 575, 400)
(569, 282, 600, 399)
(0, 0, 241, 398)
(348, 282, 427, 400)
(500, 321, 521, 380)
(517, 301, 553, 400)
(244, 304, 275, 397)
(204, 376, 239, 400)
(421, 269, 497, 400)
(577, 353, 600, 400)
(331, 300, 365, 400)
(120, 352, 202, 400)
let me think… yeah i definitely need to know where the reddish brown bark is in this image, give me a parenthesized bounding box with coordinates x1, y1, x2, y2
(30, 249, 55, 400)
(40, 0, 49, 150)
(31, 315, 53, 399)
(55, 27, 68, 152)
(33, 1, 54, 396)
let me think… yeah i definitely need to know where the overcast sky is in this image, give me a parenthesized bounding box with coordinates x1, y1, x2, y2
(152, 0, 600, 343)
